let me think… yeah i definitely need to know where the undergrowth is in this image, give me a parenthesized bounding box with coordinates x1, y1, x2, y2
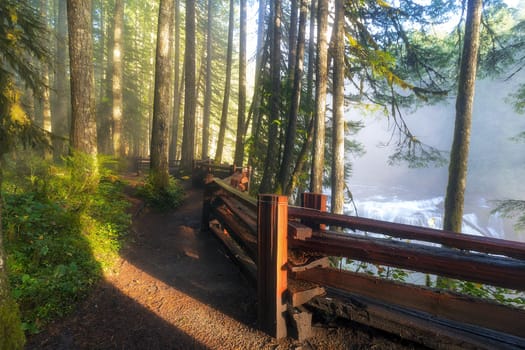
(135, 175, 184, 211)
(2, 152, 130, 334)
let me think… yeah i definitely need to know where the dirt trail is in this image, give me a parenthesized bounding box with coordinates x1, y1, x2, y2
(26, 178, 414, 349)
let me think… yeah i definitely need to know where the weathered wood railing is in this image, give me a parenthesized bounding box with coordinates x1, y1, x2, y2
(134, 157, 181, 175)
(134, 158, 250, 189)
(201, 177, 525, 349)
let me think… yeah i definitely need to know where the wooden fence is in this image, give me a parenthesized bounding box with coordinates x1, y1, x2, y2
(201, 177, 525, 349)
(134, 158, 250, 189)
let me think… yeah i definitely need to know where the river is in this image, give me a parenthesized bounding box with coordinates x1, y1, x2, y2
(345, 78, 525, 242)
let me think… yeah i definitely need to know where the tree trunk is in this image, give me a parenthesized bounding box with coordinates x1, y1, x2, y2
(150, 0, 174, 189)
(260, 0, 282, 193)
(234, 0, 247, 166)
(40, 0, 52, 137)
(95, 0, 113, 155)
(112, 0, 124, 157)
(201, 0, 213, 160)
(247, 0, 267, 169)
(180, 0, 196, 173)
(214, 0, 234, 164)
(170, 0, 181, 162)
(443, 0, 483, 232)
(172, 61, 185, 162)
(67, 0, 97, 155)
(52, 0, 69, 159)
(288, 0, 298, 81)
(306, 0, 316, 108)
(331, 0, 345, 214)
(311, 0, 328, 193)
(277, 0, 307, 194)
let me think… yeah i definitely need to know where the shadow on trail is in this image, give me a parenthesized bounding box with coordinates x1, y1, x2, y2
(25, 279, 211, 350)
(122, 179, 258, 327)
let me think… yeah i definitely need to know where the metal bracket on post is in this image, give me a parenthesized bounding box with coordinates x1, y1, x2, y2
(257, 194, 288, 339)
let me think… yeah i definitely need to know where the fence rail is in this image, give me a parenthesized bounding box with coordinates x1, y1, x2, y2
(201, 177, 525, 348)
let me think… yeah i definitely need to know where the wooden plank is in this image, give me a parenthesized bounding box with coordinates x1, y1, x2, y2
(290, 231, 525, 290)
(294, 267, 525, 338)
(209, 221, 257, 284)
(288, 206, 525, 260)
(219, 195, 257, 234)
(214, 205, 257, 260)
(300, 193, 327, 230)
(288, 221, 312, 240)
(289, 256, 330, 272)
(288, 279, 325, 307)
(257, 194, 288, 339)
(214, 178, 257, 208)
(309, 289, 525, 350)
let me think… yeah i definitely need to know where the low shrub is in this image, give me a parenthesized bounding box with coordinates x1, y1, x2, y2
(2, 152, 130, 333)
(135, 175, 184, 211)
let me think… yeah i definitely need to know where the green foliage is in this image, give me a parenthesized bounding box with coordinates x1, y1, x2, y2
(0, 292, 26, 350)
(493, 199, 525, 232)
(2, 152, 130, 333)
(135, 175, 184, 211)
(345, 257, 524, 309)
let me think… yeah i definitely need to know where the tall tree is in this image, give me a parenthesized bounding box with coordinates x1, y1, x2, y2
(288, 0, 299, 78)
(52, 0, 69, 159)
(277, 0, 307, 194)
(67, 0, 97, 155)
(201, 0, 213, 159)
(214, 0, 234, 163)
(40, 0, 52, 136)
(170, 0, 181, 162)
(112, 0, 124, 157)
(234, 0, 247, 166)
(443, 0, 483, 232)
(260, 0, 282, 193)
(311, 0, 329, 193)
(180, 0, 196, 173)
(331, 0, 345, 214)
(150, 0, 174, 188)
(247, 0, 267, 169)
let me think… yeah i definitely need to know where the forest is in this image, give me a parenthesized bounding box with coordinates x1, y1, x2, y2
(1, 0, 524, 347)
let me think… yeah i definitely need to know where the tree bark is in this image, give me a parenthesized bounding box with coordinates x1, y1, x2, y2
(311, 0, 328, 193)
(260, 0, 282, 193)
(201, 0, 213, 160)
(331, 0, 345, 214)
(443, 0, 483, 232)
(150, 0, 174, 189)
(214, 0, 234, 164)
(112, 0, 124, 157)
(288, 0, 298, 81)
(170, 0, 181, 162)
(40, 0, 52, 136)
(52, 0, 69, 159)
(67, 0, 97, 156)
(234, 0, 247, 166)
(247, 0, 267, 169)
(180, 0, 196, 173)
(277, 0, 307, 194)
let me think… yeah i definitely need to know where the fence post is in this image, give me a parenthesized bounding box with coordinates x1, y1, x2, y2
(301, 193, 327, 230)
(257, 194, 288, 339)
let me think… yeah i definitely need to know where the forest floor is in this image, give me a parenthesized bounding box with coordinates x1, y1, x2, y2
(25, 175, 422, 350)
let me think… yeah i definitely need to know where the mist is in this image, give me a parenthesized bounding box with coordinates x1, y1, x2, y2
(346, 75, 525, 242)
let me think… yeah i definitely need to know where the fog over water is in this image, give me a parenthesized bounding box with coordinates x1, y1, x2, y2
(346, 76, 525, 242)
